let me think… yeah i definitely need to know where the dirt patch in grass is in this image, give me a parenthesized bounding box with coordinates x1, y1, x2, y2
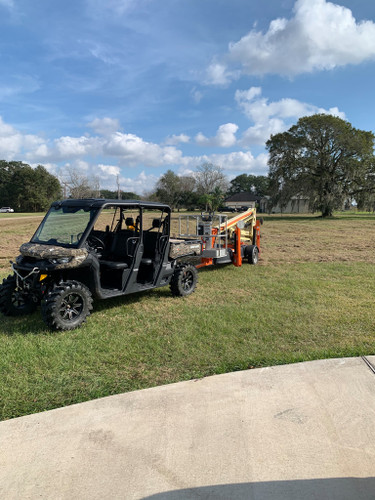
(258, 216, 375, 266)
(0, 217, 43, 269)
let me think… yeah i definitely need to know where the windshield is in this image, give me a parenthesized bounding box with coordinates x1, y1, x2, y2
(31, 205, 98, 247)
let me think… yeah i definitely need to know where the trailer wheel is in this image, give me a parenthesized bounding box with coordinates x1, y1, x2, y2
(42, 280, 93, 331)
(170, 264, 198, 297)
(0, 275, 38, 316)
(246, 245, 259, 265)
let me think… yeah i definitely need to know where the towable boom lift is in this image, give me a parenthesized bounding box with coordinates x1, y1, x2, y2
(177, 208, 261, 269)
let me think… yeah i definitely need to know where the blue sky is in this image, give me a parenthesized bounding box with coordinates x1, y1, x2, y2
(1, 0, 375, 194)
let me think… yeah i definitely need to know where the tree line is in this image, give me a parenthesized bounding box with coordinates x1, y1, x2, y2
(0, 161, 61, 212)
(60, 162, 270, 212)
(149, 163, 269, 211)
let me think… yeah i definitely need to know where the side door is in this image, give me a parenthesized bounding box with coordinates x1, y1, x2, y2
(137, 208, 170, 285)
(90, 205, 142, 291)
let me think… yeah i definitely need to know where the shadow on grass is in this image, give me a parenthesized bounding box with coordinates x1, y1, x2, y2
(0, 282, 195, 335)
(334, 215, 375, 220)
(0, 263, 238, 335)
(93, 286, 172, 313)
(0, 310, 51, 336)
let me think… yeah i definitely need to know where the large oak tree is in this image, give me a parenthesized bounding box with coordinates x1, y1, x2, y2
(266, 114, 375, 217)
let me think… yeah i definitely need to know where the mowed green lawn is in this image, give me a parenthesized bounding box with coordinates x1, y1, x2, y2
(1, 213, 375, 420)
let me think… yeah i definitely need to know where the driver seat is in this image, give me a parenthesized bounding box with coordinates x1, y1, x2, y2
(100, 231, 131, 270)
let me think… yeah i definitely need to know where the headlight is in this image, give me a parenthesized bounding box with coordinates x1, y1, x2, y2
(49, 257, 72, 265)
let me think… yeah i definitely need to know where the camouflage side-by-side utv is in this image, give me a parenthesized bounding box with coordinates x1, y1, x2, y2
(0, 199, 201, 331)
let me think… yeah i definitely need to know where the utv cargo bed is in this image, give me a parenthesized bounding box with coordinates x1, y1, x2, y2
(169, 239, 202, 259)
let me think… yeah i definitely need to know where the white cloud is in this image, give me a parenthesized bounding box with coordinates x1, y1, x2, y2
(164, 134, 190, 146)
(205, 62, 236, 87)
(98, 163, 121, 177)
(0, 116, 184, 168)
(181, 151, 269, 175)
(240, 119, 286, 147)
(190, 87, 203, 104)
(208, 0, 375, 80)
(195, 123, 239, 148)
(54, 135, 101, 158)
(209, 151, 269, 173)
(0, 117, 16, 137)
(0, 115, 184, 169)
(88, 117, 121, 136)
(29, 162, 59, 175)
(176, 166, 196, 177)
(74, 160, 90, 172)
(0, 116, 44, 159)
(205, 62, 242, 87)
(31, 144, 49, 158)
(118, 170, 160, 194)
(103, 132, 184, 167)
(235, 87, 346, 145)
(87, 42, 119, 65)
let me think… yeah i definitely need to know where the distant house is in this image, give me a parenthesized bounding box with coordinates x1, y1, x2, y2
(269, 195, 310, 214)
(224, 192, 311, 213)
(224, 192, 268, 212)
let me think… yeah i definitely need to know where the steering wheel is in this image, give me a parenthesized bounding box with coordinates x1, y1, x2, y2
(87, 234, 105, 252)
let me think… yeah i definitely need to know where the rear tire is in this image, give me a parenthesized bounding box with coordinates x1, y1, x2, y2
(170, 264, 198, 297)
(246, 245, 259, 265)
(0, 275, 38, 316)
(42, 280, 93, 331)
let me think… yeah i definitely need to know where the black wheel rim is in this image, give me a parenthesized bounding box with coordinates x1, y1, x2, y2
(59, 293, 84, 321)
(182, 270, 194, 291)
(11, 290, 27, 309)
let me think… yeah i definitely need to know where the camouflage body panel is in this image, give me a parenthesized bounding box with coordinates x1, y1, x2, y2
(19, 243, 88, 269)
(169, 239, 202, 260)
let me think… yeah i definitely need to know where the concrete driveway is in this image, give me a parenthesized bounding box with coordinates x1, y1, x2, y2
(1, 357, 375, 499)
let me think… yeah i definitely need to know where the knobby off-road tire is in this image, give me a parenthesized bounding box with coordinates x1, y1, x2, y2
(246, 245, 259, 265)
(0, 274, 38, 316)
(170, 264, 198, 297)
(42, 280, 93, 331)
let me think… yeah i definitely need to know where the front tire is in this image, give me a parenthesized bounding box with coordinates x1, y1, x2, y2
(0, 275, 38, 316)
(170, 264, 198, 297)
(42, 280, 93, 331)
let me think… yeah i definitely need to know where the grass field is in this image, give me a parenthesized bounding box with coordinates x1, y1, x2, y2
(1, 212, 375, 420)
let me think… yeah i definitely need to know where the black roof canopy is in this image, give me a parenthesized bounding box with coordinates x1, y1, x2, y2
(51, 198, 171, 211)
